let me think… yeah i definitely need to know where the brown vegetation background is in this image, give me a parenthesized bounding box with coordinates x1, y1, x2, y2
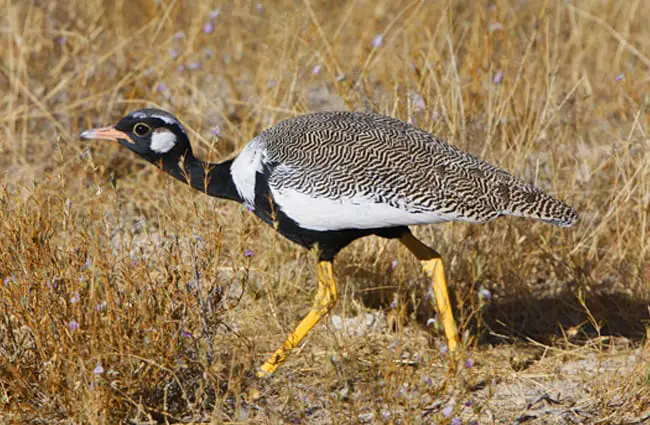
(1, 0, 648, 423)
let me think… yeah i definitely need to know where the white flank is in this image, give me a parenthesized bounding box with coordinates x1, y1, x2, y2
(271, 188, 467, 231)
(230, 137, 266, 206)
(150, 131, 177, 153)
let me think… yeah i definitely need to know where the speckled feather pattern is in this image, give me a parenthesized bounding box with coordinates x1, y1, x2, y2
(258, 111, 578, 226)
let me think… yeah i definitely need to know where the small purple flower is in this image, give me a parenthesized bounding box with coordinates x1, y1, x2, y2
(95, 301, 107, 312)
(131, 258, 138, 267)
(246, 205, 254, 212)
(469, 420, 479, 425)
(209, 8, 221, 19)
(182, 330, 192, 338)
(422, 375, 433, 386)
(615, 73, 624, 81)
(489, 22, 503, 32)
(93, 363, 104, 375)
(172, 31, 185, 40)
(463, 400, 472, 407)
(203, 21, 214, 34)
(312, 64, 322, 75)
(478, 287, 492, 302)
(390, 259, 398, 270)
(441, 406, 453, 417)
(465, 358, 474, 368)
(68, 320, 80, 331)
(169, 48, 179, 58)
(390, 299, 398, 309)
(244, 248, 254, 257)
(451, 418, 462, 425)
(388, 340, 399, 350)
(440, 344, 449, 355)
(70, 292, 80, 303)
(372, 34, 384, 48)
(210, 126, 220, 137)
(57, 36, 66, 46)
(156, 82, 168, 93)
(493, 70, 503, 84)
(187, 62, 201, 70)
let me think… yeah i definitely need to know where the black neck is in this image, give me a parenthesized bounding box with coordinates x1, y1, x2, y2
(156, 151, 242, 202)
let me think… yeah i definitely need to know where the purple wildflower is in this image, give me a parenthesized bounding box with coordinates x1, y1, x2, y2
(70, 292, 80, 303)
(210, 126, 220, 137)
(156, 82, 168, 93)
(203, 21, 214, 34)
(493, 70, 503, 84)
(391, 259, 398, 270)
(187, 62, 201, 70)
(68, 320, 80, 331)
(312, 64, 322, 75)
(440, 344, 449, 355)
(93, 363, 104, 375)
(441, 406, 453, 417)
(615, 73, 624, 81)
(246, 205, 254, 212)
(57, 36, 66, 46)
(172, 31, 184, 40)
(209, 8, 221, 19)
(372, 34, 384, 48)
(95, 301, 107, 312)
(169, 48, 179, 58)
(479, 287, 492, 302)
(489, 22, 503, 32)
(244, 248, 254, 257)
(465, 358, 474, 368)
(182, 330, 192, 338)
(451, 418, 462, 425)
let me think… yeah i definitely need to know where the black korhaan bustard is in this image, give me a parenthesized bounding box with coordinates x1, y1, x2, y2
(81, 109, 578, 377)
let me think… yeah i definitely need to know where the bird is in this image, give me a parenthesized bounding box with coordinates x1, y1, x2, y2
(80, 108, 578, 377)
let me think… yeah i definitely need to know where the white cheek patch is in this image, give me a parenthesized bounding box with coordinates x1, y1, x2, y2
(150, 130, 177, 153)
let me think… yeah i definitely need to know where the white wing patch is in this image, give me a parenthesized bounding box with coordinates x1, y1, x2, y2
(271, 188, 470, 231)
(150, 130, 177, 153)
(230, 137, 267, 206)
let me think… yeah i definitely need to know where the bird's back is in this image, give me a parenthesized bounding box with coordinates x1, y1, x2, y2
(250, 111, 577, 230)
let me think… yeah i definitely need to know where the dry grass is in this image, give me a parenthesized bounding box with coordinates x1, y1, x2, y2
(1, 0, 649, 423)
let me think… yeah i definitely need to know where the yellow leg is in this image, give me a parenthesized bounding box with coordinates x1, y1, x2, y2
(399, 233, 459, 352)
(257, 261, 338, 377)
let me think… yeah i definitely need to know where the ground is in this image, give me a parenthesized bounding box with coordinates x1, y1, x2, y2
(0, 1, 649, 424)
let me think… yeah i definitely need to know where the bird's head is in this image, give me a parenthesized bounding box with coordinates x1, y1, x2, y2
(80, 108, 192, 161)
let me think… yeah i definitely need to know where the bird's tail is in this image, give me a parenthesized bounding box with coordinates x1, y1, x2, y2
(502, 185, 579, 227)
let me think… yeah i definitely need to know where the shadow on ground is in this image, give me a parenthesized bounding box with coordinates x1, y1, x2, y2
(342, 265, 649, 345)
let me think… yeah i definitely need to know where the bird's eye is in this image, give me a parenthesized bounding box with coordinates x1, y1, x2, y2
(133, 123, 152, 137)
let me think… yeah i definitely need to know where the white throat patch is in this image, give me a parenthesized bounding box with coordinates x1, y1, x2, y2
(150, 130, 176, 153)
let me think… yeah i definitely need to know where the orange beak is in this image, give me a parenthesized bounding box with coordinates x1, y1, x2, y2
(80, 126, 134, 144)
